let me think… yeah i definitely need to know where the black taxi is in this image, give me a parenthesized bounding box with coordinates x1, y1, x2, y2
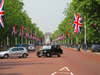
(37, 44, 63, 57)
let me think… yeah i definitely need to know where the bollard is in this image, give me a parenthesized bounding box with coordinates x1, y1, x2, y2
(76, 44, 78, 50)
(84, 44, 86, 51)
(71, 45, 73, 48)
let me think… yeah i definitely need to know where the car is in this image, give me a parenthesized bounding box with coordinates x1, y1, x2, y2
(42, 42, 44, 45)
(27, 44, 35, 51)
(15, 44, 23, 47)
(91, 44, 100, 52)
(37, 44, 63, 57)
(0, 47, 29, 59)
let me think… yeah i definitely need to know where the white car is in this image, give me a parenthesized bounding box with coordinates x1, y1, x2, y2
(28, 44, 35, 51)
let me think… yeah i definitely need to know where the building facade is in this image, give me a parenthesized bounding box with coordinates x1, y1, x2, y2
(44, 32, 52, 44)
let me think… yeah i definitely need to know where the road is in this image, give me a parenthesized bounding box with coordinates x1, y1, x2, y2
(0, 46, 100, 75)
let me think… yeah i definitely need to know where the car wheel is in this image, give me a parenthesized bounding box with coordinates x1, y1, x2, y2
(4, 54, 8, 59)
(22, 54, 27, 58)
(0, 57, 3, 59)
(57, 53, 61, 57)
(38, 55, 41, 57)
(46, 53, 51, 57)
(19, 57, 22, 58)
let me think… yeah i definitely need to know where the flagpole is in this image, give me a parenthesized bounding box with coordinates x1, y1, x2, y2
(84, 16, 86, 51)
(7, 36, 9, 49)
(76, 34, 78, 50)
(65, 39, 66, 47)
(26, 38, 27, 44)
(15, 37, 17, 45)
(67, 39, 69, 48)
(21, 36, 23, 44)
(71, 38, 73, 48)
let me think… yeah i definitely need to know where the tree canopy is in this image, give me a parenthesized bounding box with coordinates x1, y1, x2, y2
(52, 0, 100, 44)
(0, 0, 44, 49)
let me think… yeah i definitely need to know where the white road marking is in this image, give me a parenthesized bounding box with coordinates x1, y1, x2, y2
(59, 72, 69, 74)
(59, 67, 70, 71)
(70, 72, 74, 75)
(51, 67, 74, 75)
(51, 72, 57, 75)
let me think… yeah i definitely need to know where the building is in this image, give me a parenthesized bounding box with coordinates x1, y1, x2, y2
(44, 32, 52, 44)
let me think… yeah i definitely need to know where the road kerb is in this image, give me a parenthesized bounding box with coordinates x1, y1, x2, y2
(61, 46, 100, 55)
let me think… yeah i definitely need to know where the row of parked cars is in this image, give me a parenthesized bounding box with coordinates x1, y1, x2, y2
(16, 44, 35, 51)
(0, 44, 35, 59)
(91, 44, 100, 52)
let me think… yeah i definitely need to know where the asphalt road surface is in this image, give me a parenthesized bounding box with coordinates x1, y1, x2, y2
(0, 46, 100, 75)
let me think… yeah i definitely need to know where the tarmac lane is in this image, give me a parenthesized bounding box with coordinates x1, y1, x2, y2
(0, 46, 100, 75)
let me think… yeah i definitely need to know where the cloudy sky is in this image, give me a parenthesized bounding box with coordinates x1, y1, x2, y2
(22, 0, 72, 34)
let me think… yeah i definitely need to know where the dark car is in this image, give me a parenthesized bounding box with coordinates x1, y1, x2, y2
(37, 44, 63, 57)
(91, 44, 100, 52)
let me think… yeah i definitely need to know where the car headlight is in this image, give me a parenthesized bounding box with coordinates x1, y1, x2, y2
(0, 53, 3, 55)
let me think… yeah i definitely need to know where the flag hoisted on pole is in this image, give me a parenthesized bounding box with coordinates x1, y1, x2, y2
(66, 30, 70, 37)
(74, 13, 83, 34)
(12, 25, 17, 35)
(21, 25, 24, 36)
(0, 0, 4, 27)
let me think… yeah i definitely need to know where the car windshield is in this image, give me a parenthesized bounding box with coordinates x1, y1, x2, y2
(30, 45, 34, 46)
(92, 45, 99, 47)
(42, 46, 51, 49)
(5, 48, 10, 51)
(28, 45, 34, 47)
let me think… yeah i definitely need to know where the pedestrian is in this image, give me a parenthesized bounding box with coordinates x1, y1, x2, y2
(39, 46, 42, 50)
(77, 44, 81, 52)
(1, 45, 3, 50)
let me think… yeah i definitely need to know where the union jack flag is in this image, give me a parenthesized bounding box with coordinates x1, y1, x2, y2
(11, 25, 17, 35)
(25, 33, 29, 38)
(21, 25, 24, 36)
(33, 31, 36, 37)
(74, 14, 83, 34)
(30, 35, 32, 39)
(0, 0, 4, 27)
(66, 30, 70, 37)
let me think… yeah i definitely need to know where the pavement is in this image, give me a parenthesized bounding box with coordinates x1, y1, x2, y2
(62, 46, 100, 55)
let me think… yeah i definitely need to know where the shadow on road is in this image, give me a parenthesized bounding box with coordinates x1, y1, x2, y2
(0, 73, 22, 75)
(0, 61, 55, 68)
(37, 55, 65, 58)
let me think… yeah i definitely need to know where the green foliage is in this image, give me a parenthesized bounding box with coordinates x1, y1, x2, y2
(52, 0, 100, 44)
(0, 0, 44, 46)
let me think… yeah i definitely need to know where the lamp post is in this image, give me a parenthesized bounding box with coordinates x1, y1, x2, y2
(71, 38, 73, 48)
(76, 34, 78, 50)
(84, 16, 86, 51)
(15, 37, 17, 45)
(67, 39, 69, 48)
(7, 36, 9, 49)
